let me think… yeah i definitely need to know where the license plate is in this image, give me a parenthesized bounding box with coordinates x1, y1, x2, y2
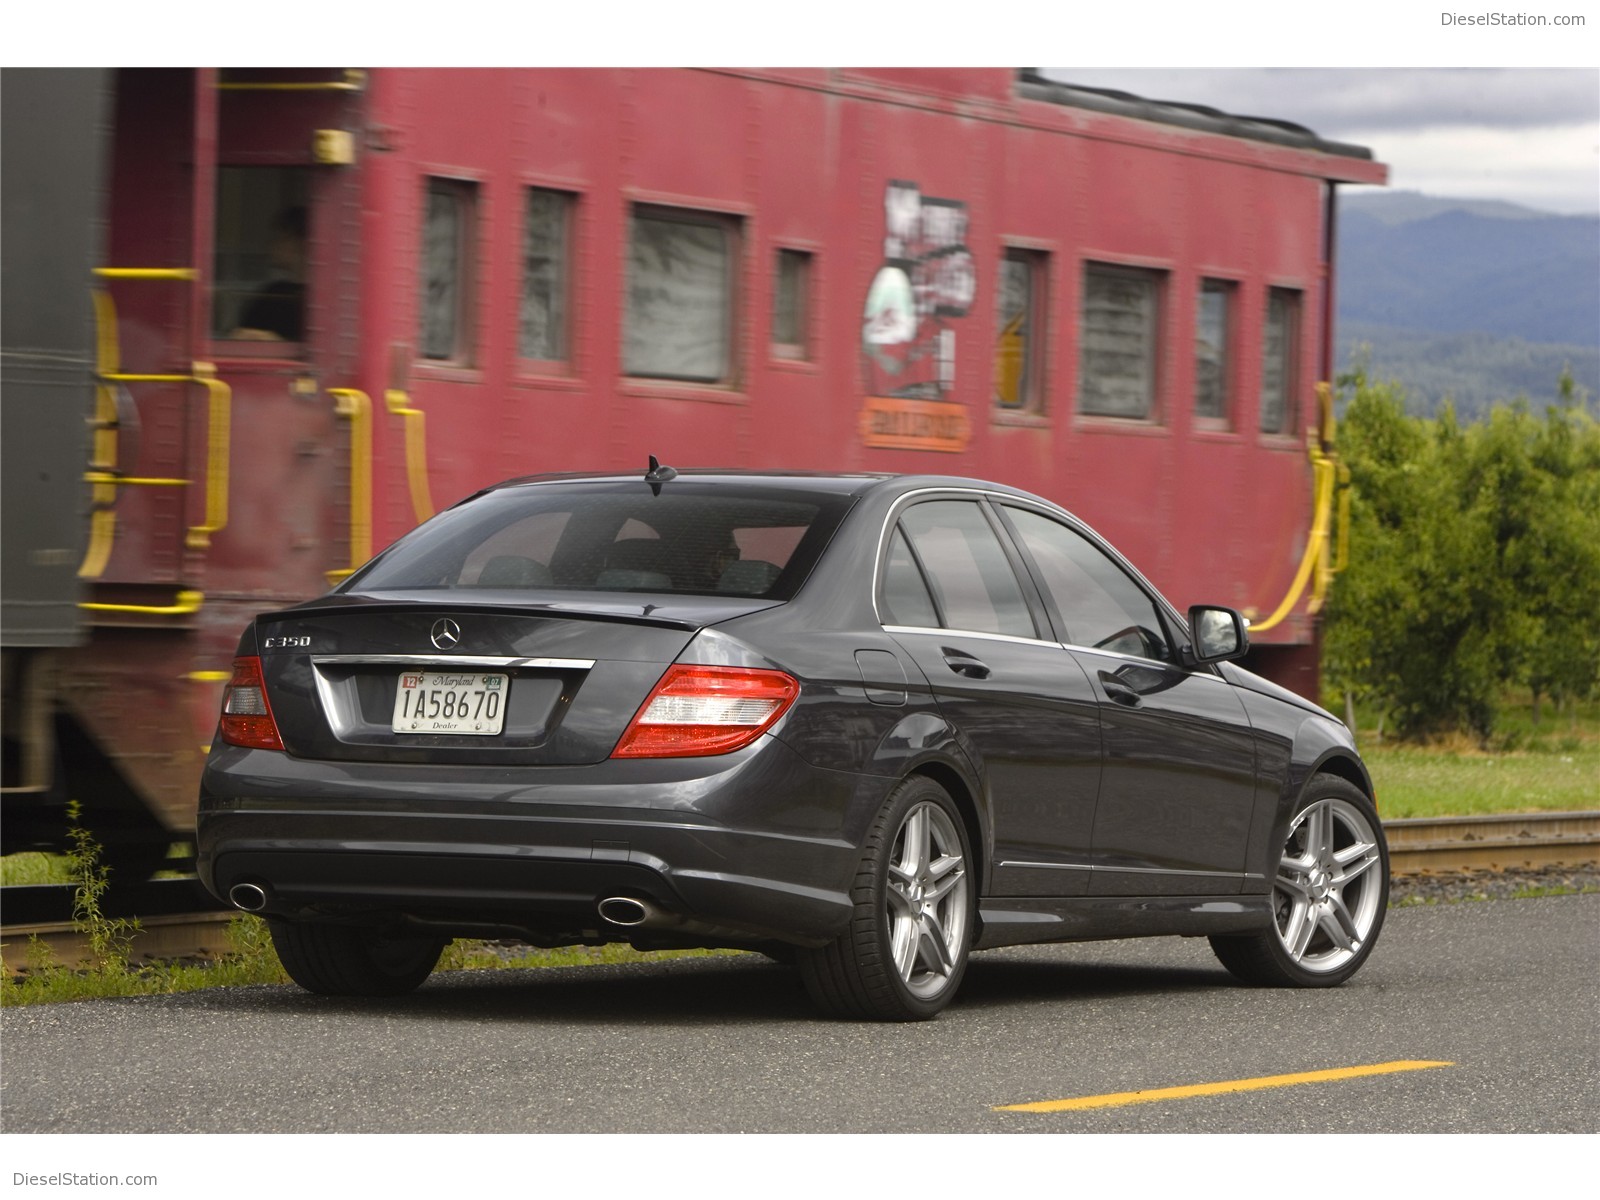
(391, 672, 508, 735)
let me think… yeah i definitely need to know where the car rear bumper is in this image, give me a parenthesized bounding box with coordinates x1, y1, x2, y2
(196, 735, 886, 947)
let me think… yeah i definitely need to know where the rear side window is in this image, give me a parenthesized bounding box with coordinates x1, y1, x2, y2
(880, 528, 939, 628)
(343, 483, 852, 600)
(896, 501, 1035, 638)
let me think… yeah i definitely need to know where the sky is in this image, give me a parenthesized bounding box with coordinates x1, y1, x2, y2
(1040, 68, 1600, 216)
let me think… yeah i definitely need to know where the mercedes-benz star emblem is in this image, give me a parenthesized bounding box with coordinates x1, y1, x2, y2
(430, 618, 461, 650)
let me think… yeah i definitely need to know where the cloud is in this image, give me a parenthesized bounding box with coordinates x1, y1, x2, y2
(1040, 68, 1599, 135)
(1040, 67, 1600, 215)
(1343, 124, 1600, 214)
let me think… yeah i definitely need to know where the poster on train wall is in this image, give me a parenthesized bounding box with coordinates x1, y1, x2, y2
(859, 180, 974, 452)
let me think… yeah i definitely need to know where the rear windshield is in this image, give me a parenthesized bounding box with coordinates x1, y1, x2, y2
(339, 481, 854, 600)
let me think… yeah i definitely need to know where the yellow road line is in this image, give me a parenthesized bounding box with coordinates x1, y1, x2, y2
(996, 1059, 1455, 1113)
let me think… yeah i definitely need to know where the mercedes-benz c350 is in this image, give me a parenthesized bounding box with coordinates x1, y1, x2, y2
(198, 466, 1388, 1020)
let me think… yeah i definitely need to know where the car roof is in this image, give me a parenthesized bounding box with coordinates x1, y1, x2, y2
(482, 468, 1047, 503)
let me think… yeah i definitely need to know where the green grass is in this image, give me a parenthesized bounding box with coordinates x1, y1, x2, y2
(2, 914, 749, 1008)
(0, 852, 75, 886)
(1363, 742, 1599, 818)
(1353, 694, 1600, 819)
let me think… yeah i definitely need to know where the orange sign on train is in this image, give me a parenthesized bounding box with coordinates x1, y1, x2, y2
(859, 396, 971, 453)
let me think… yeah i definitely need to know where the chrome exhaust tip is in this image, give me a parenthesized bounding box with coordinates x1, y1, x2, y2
(597, 896, 652, 927)
(229, 882, 269, 912)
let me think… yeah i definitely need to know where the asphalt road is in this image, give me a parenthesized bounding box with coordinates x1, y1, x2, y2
(3, 894, 1596, 1135)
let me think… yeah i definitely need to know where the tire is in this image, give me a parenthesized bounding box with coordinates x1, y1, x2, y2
(1210, 773, 1389, 987)
(798, 776, 974, 1021)
(269, 921, 445, 997)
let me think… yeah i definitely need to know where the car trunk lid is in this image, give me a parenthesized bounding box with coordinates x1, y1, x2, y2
(252, 593, 782, 765)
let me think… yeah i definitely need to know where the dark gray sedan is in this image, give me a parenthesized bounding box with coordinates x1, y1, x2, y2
(198, 469, 1388, 1019)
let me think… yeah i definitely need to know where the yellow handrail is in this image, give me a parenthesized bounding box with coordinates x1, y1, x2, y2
(81, 272, 231, 580)
(80, 289, 123, 578)
(92, 268, 196, 281)
(184, 363, 232, 549)
(1249, 382, 1342, 633)
(84, 474, 190, 486)
(80, 590, 204, 616)
(216, 70, 366, 93)
(385, 388, 435, 523)
(326, 388, 373, 582)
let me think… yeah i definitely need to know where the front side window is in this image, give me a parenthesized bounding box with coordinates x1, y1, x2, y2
(1260, 287, 1301, 435)
(1079, 263, 1162, 419)
(520, 188, 572, 362)
(213, 167, 311, 342)
(421, 179, 476, 362)
(1002, 506, 1172, 662)
(897, 501, 1035, 639)
(1194, 278, 1234, 422)
(625, 207, 737, 383)
(994, 249, 1047, 413)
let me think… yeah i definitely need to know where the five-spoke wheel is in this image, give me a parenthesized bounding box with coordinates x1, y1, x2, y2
(1211, 773, 1389, 987)
(884, 796, 971, 1001)
(799, 776, 974, 1020)
(1273, 793, 1385, 972)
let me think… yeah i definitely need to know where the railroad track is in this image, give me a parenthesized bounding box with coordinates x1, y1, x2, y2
(5, 812, 1597, 974)
(1383, 810, 1600, 875)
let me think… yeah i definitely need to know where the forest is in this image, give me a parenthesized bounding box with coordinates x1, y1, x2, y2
(1321, 369, 1600, 743)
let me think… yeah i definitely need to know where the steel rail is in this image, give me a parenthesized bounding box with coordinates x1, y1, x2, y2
(1384, 810, 1600, 875)
(5, 813, 1596, 974)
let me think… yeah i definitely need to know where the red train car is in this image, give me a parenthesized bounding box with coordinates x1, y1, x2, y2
(3, 67, 1385, 874)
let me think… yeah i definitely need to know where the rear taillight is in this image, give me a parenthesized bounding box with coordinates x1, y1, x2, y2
(611, 664, 799, 758)
(218, 656, 285, 751)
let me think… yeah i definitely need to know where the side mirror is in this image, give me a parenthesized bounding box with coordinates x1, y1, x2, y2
(1187, 605, 1249, 664)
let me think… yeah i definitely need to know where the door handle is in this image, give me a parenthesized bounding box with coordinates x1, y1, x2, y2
(941, 649, 991, 680)
(1098, 672, 1142, 706)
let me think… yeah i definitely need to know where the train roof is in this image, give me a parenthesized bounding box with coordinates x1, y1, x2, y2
(1015, 70, 1376, 162)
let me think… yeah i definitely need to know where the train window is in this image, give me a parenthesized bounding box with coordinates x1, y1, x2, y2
(212, 167, 310, 342)
(625, 206, 739, 384)
(772, 249, 811, 359)
(1194, 278, 1235, 423)
(994, 249, 1047, 412)
(1079, 263, 1162, 420)
(520, 188, 572, 362)
(1260, 287, 1301, 434)
(421, 178, 477, 363)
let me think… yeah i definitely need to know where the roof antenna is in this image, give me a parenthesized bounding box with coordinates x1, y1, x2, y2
(644, 454, 677, 495)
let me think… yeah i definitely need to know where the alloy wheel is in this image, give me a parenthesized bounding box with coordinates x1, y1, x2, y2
(1273, 796, 1384, 973)
(884, 800, 970, 999)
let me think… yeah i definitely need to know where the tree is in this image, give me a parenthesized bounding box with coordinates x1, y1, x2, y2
(1322, 369, 1600, 741)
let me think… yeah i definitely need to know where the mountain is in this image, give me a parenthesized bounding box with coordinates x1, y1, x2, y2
(1341, 190, 1558, 225)
(1334, 192, 1599, 417)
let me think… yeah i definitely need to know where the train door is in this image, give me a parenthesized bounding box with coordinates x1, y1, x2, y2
(56, 69, 367, 876)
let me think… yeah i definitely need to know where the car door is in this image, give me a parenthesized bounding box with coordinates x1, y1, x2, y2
(996, 504, 1259, 897)
(880, 496, 1102, 897)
